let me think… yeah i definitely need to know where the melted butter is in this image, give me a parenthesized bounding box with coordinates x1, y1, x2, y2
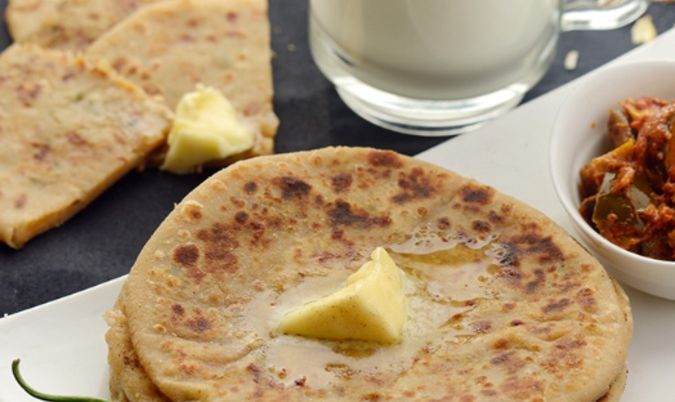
(388, 230, 459, 255)
(389, 225, 498, 255)
(263, 334, 434, 388)
(244, 271, 442, 388)
(392, 245, 496, 303)
(243, 270, 350, 338)
(240, 232, 502, 390)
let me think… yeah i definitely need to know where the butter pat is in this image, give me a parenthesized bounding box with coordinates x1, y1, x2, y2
(161, 85, 254, 174)
(278, 247, 407, 344)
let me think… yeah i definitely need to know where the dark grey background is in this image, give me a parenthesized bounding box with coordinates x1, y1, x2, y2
(1, 1, 674, 315)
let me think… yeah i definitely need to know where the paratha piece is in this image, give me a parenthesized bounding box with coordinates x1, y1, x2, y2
(116, 147, 632, 401)
(5, 0, 163, 50)
(87, 0, 278, 159)
(0, 45, 172, 248)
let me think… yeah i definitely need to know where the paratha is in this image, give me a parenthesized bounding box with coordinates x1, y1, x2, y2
(87, 0, 278, 159)
(105, 297, 629, 402)
(0, 45, 172, 248)
(5, 0, 163, 50)
(112, 147, 632, 401)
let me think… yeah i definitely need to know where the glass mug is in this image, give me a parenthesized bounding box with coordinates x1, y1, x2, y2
(309, 0, 648, 136)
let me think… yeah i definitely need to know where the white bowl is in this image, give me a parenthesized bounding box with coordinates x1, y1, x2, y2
(550, 60, 675, 300)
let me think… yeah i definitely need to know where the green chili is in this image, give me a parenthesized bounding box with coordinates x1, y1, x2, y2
(11, 359, 108, 402)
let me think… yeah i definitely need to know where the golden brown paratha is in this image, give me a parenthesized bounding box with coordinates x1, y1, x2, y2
(87, 0, 278, 159)
(106, 284, 630, 402)
(105, 301, 629, 402)
(113, 147, 632, 401)
(5, 0, 163, 50)
(0, 44, 172, 248)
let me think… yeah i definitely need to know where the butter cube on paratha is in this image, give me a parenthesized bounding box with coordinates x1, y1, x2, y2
(0, 45, 172, 248)
(6, 0, 163, 50)
(87, 0, 278, 159)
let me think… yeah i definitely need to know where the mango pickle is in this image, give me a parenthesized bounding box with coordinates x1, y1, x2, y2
(607, 108, 634, 147)
(591, 173, 639, 246)
(579, 139, 635, 198)
(579, 97, 675, 260)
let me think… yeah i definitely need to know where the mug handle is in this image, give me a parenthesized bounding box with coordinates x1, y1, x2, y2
(561, 0, 648, 31)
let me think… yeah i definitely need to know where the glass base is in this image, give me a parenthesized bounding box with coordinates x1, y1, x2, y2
(334, 77, 528, 137)
(561, 0, 648, 31)
(310, 13, 556, 137)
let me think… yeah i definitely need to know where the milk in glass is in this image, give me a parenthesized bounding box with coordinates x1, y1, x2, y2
(311, 0, 559, 100)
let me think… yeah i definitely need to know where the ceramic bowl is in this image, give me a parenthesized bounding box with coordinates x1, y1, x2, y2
(550, 60, 675, 300)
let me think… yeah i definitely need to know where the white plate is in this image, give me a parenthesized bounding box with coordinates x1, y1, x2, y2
(2, 28, 675, 402)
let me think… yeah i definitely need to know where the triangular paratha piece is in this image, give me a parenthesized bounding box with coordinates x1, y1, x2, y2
(0, 45, 172, 248)
(87, 0, 278, 159)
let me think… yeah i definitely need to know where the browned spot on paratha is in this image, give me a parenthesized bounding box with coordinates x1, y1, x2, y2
(541, 337, 588, 375)
(367, 150, 403, 168)
(274, 176, 311, 200)
(331, 173, 353, 193)
(197, 223, 240, 248)
(196, 223, 241, 275)
(500, 233, 565, 268)
(490, 351, 526, 374)
(526, 270, 546, 294)
(172, 244, 204, 282)
(437, 217, 451, 230)
(186, 316, 210, 333)
(472, 320, 492, 334)
(203, 248, 239, 274)
(244, 181, 258, 194)
(235, 211, 249, 224)
(392, 168, 436, 204)
(577, 288, 599, 313)
(172, 304, 185, 318)
(181, 204, 203, 223)
(32, 143, 50, 161)
(488, 210, 505, 224)
(543, 298, 571, 314)
(328, 200, 391, 229)
(13, 194, 27, 209)
(460, 184, 495, 205)
(472, 220, 491, 233)
(173, 244, 199, 266)
(500, 376, 544, 400)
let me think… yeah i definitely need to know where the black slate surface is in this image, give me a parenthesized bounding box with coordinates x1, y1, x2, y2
(1, 1, 674, 315)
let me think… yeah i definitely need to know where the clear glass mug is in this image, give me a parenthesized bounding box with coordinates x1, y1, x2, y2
(309, 0, 648, 136)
